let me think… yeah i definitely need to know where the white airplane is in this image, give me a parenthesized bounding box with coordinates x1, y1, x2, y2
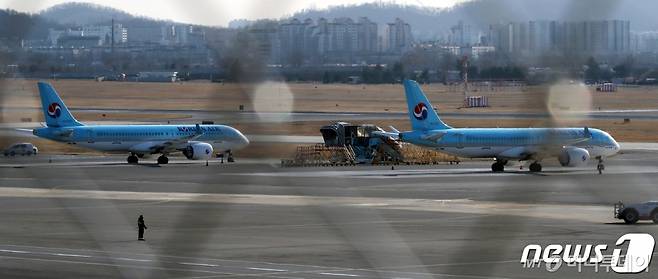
(395, 80, 621, 173)
(31, 82, 249, 164)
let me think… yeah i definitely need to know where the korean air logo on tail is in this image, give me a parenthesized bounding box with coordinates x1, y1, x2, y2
(47, 103, 62, 118)
(413, 103, 428, 120)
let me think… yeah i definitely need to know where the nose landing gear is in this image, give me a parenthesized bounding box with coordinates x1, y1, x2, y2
(218, 150, 235, 164)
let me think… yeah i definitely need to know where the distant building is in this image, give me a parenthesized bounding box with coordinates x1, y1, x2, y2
(82, 24, 127, 45)
(274, 16, 386, 65)
(328, 18, 358, 53)
(48, 23, 127, 47)
(162, 25, 206, 47)
(386, 18, 413, 54)
(228, 19, 254, 29)
(489, 20, 631, 56)
(57, 35, 101, 48)
(356, 17, 378, 53)
(451, 21, 472, 47)
(469, 46, 496, 58)
(440, 45, 495, 59)
(631, 31, 658, 53)
(278, 18, 308, 65)
(247, 23, 279, 64)
(126, 26, 163, 45)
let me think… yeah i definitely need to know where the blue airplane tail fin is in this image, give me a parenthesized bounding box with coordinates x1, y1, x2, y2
(403, 79, 451, 131)
(37, 82, 83, 127)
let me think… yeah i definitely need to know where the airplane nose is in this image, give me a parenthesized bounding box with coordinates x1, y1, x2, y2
(241, 133, 250, 146)
(235, 130, 249, 149)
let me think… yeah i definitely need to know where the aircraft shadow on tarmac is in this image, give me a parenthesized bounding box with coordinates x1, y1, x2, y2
(123, 163, 162, 168)
(603, 222, 658, 226)
(364, 169, 591, 177)
(92, 162, 163, 168)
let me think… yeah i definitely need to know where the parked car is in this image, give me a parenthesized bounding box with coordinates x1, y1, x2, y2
(3, 143, 38, 156)
(614, 201, 658, 224)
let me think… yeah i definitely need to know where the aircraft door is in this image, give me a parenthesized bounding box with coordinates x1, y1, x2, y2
(456, 133, 464, 149)
(87, 129, 94, 143)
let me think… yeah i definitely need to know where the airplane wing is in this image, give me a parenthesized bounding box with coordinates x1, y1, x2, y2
(52, 129, 74, 138)
(129, 124, 205, 154)
(370, 130, 399, 140)
(370, 126, 401, 140)
(421, 131, 447, 142)
(562, 127, 593, 145)
(540, 127, 593, 149)
(13, 129, 36, 137)
(497, 146, 538, 160)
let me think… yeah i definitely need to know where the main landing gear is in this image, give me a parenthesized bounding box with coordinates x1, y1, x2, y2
(529, 162, 542, 172)
(127, 153, 139, 164)
(127, 153, 169, 164)
(157, 155, 169, 165)
(491, 160, 507, 172)
(492, 160, 543, 173)
(597, 157, 605, 174)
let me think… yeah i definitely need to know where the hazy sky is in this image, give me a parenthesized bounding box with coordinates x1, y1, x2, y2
(0, 0, 467, 26)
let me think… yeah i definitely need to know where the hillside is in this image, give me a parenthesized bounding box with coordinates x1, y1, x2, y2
(4, 1, 655, 42)
(39, 2, 134, 25)
(293, 0, 657, 40)
(0, 9, 62, 41)
(39, 2, 174, 27)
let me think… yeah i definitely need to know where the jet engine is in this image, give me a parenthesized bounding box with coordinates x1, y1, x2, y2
(558, 147, 590, 167)
(183, 142, 214, 160)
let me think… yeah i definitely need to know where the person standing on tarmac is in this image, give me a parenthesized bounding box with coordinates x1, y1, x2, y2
(138, 215, 147, 241)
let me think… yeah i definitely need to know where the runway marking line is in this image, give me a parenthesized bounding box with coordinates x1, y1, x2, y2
(249, 267, 288, 272)
(384, 259, 518, 269)
(115, 257, 152, 262)
(52, 253, 91, 258)
(0, 249, 29, 254)
(319, 272, 361, 277)
(179, 262, 219, 267)
(0, 244, 513, 279)
(0, 255, 232, 276)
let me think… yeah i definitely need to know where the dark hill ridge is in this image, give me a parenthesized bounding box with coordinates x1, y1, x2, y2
(2, 1, 653, 42)
(39, 2, 134, 25)
(38, 2, 173, 27)
(0, 9, 62, 41)
(292, 0, 656, 40)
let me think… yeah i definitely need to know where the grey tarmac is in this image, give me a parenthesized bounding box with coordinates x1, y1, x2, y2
(0, 150, 657, 278)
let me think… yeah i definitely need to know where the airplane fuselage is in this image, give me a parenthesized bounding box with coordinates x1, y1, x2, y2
(33, 124, 249, 154)
(400, 127, 620, 160)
